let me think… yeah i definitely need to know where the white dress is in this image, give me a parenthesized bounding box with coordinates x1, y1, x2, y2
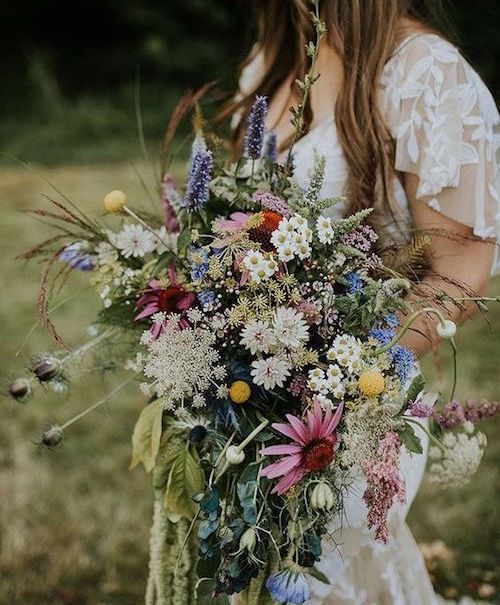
(236, 34, 500, 605)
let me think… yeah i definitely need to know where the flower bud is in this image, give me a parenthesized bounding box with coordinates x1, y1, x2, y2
(310, 482, 335, 512)
(41, 425, 64, 448)
(239, 527, 257, 552)
(104, 190, 126, 213)
(225, 445, 245, 465)
(34, 359, 59, 382)
(190, 425, 208, 443)
(436, 320, 457, 339)
(9, 378, 32, 401)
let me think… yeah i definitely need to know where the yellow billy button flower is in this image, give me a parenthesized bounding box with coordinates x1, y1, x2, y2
(229, 380, 251, 405)
(358, 370, 385, 397)
(104, 190, 126, 213)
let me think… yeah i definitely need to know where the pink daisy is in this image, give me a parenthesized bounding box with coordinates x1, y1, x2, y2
(260, 401, 344, 495)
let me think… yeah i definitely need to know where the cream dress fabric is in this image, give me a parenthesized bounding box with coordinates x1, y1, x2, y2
(235, 33, 499, 604)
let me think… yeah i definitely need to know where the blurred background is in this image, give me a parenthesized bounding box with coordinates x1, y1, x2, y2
(0, 1, 499, 604)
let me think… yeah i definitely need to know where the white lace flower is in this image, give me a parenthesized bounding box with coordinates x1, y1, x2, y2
(155, 226, 179, 254)
(114, 224, 156, 258)
(272, 307, 309, 349)
(240, 320, 276, 355)
(96, 241, 118, 264)
(429, 429, 487, 488)
(251, 356, 291, 390)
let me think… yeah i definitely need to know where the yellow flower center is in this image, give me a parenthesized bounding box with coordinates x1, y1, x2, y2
(229, 380, 251, 404)
(358, 370, 385, 397)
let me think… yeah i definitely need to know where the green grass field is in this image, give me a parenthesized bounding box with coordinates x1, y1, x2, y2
(0, 163, 498, 604)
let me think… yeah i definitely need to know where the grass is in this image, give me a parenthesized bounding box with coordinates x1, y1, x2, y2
(0, 163, 498, 604)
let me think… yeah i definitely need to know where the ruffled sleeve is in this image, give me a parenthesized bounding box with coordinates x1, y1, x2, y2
(381, 34, 500, 246)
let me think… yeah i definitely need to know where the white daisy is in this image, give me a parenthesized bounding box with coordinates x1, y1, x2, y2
(251, 356, 291, 390)
(114, 224, 156, 258)
(240, 320, 276, 354)
(272, 307, 309, 349)
(316, 215, 334, 244)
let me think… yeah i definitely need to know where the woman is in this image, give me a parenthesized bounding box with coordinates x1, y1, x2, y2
(227, 1, 499, 604)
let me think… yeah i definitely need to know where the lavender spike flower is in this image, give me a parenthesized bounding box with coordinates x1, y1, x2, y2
(183, 149, 214, 212)
(264, 131, 278, 164)
(59, 243, 94, 271)
(244, 95, 268, 159)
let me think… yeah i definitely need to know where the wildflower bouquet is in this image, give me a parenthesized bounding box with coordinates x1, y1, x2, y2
(8, 2, 499, 604)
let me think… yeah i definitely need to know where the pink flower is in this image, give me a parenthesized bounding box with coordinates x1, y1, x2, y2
(260, 402, 344, 495)
(213, 212, 253, 249)
(135, 265, 195, 337)
(362, 431, 406, 544)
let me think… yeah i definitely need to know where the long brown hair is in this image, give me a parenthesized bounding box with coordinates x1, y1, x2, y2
(222, 0, 453, 223)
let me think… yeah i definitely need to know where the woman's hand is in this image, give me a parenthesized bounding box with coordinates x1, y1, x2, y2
(401, 174, 495, 357)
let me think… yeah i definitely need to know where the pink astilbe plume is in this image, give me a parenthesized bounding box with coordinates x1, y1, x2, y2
(362, 431, 406, 544)
(260, 402, 344, 495)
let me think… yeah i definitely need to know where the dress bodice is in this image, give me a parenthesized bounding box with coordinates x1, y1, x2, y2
(238, 33, 500, 270)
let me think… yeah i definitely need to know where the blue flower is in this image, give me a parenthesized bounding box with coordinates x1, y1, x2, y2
(244, 95, 268, 159)
(391, 345, 416, 383)
(346, 272, 363, 294)
(264, 131, 278, 164)
(198, 288, 217, 310)
(59, 243, 94, 271)
(189, 247, 209, 282)
(384, 314, 400, 329)
(369, 327, 395, 346)
(266, 567, 310, 604)
(183, 149, 214, 211)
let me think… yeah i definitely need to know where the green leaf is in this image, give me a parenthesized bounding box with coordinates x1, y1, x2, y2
(129, 401, 164, 472)
(398, 423, 423, 454)
(308, 566, 331, 585)
(406, 375, 425, 405)
(164, 444, 204, 520)
(177, 228, 192, 253)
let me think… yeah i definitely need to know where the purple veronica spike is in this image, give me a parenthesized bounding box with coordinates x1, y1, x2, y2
(266, 567, 310, 604)
(59, 243, 94, 271)
(244, 95, 268, 159)
(264, 131, 278, 163)
(183, 149, 214, 211)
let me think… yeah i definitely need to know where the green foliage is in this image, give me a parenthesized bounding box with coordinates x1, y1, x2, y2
(399, 422, 424, 455)
(130, 401, 164, 472)
(162, 442, 204, 520)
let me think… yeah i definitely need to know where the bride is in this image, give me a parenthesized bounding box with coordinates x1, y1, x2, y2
(225, 1, 499, 604)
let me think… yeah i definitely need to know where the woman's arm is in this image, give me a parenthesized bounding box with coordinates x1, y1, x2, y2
(399, 174, 495, 358)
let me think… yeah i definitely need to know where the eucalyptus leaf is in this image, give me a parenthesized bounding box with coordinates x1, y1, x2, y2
(129, 401, 164, 473)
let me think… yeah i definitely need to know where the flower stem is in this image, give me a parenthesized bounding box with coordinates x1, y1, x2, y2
(123, 206, 174, 251)
(238, 419, 269, 451)
(405, 417, 445, 453)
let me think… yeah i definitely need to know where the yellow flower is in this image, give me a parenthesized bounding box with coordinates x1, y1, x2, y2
(104, 190, 126, 213)
(358, 370, 385, 397)
(229, 380, 251, 404)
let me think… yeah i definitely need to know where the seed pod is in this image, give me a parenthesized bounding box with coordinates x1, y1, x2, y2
(436, 320, 457, 339)
(190, 425, 208, 443)
(34, 359, 59, 382)
(310, 482, 335, 512)
(225, 445, 245, 465)
(9, 378, 32, 401)
(239, 527, 257, 552)
(41, 425, 64, 448)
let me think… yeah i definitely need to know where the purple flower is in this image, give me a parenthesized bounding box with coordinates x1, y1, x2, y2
(369, 327, 395, 346)
(244, 95, 268, 160)
(252, 191, 291, 218)
(183, 149, 214, 211)
(408, 400, 434, 418)
(436, 401, 466, 429)
(342, 224, 379, 252)
(266, 567, 310, 604)
(59, 243, 94, 271)
(160, 173, 180, 232)
(264, 131, 278, 163)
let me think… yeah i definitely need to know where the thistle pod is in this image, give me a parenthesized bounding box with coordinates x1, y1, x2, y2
(9, 378, 32, 402)
(190, 425, 208, 443)
(310, 482, 335, 512)
(436, 320, 457, 340)
(34, 358, 59, 383)
(239, 527, 257, 553)
(41, 425, 64, 448)
(225, 445, 245, 465)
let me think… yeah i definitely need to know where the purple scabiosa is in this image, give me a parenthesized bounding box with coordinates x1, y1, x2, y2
(59, 243, 94, 271)
(266, 566, 311, 604)
(244, 95, 268, 159)
(264, 131, 278, 163)
(183, 149, 214, 211)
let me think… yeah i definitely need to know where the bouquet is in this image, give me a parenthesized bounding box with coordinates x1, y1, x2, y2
(8, 3, 499, 603)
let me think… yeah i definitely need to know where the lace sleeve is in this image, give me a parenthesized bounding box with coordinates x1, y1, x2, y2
(381, 34, 500, 246)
